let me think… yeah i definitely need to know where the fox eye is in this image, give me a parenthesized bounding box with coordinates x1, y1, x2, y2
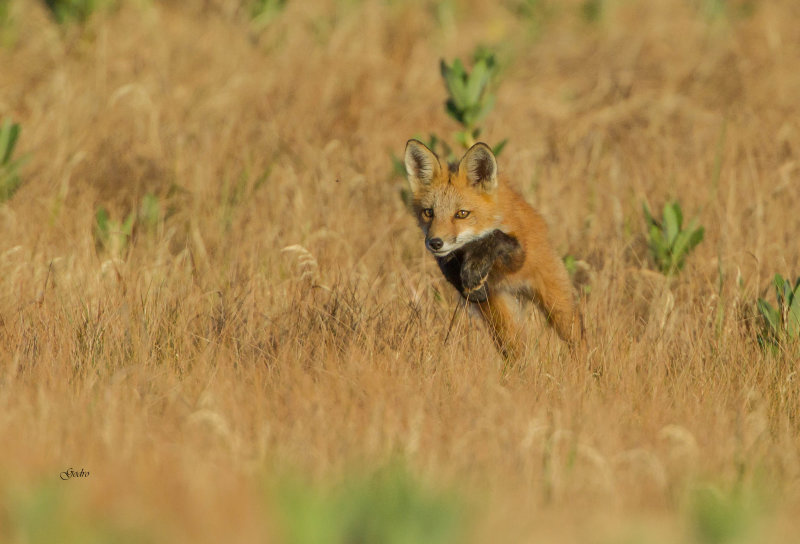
(454, 210, 470, 219)
(422, 208, 434, 218)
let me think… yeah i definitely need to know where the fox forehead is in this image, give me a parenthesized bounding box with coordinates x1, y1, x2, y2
(415, 166, 490, 210)
(417, 183, 463, 210)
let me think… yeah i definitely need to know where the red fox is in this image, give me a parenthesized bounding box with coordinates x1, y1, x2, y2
(405, 139, 583, 358)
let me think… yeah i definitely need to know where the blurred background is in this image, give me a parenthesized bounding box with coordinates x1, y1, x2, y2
(1, 1, 799, 543)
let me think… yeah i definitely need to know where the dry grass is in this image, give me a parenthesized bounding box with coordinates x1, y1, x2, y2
(1, 0, 799, 542)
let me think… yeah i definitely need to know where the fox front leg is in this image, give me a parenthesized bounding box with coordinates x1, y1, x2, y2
(460, 230, 524, 302)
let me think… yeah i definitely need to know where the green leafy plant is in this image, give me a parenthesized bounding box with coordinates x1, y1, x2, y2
(93, 193, 162, 257)
(509, 0, 550, 34)
(0, 0, 15, 45)
(0, 118, 27, 203)
(3, 482, 150, 544)
(249, 0, 287, 29)
(696, 0, 756, 21)
(643, 201, 705, 275)
(689, 484, 755, 544)
(580, 0, 604, 22)
(94, 206, 134, 257)
(440, 48, 506, 154)
(757, 274, 800, 349)
(42, 0, 111, 24)
(0, 0, 9, 24)
(138, 192, 161, 234)
(276, 466, 465, 544)
(392, 47, 506, 197)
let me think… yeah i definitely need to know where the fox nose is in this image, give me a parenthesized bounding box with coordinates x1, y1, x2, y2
(426, 238, 444, 252)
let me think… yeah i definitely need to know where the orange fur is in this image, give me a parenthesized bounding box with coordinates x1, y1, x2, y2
(405, 140, 584, 358)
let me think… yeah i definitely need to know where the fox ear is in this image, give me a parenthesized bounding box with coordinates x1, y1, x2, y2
(405, 139, 441, 193)
(460, 143, 497, 193)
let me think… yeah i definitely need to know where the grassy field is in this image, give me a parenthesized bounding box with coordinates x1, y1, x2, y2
(1, 0, 799, 542)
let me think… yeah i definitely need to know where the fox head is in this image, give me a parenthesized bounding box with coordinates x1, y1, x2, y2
(405, 139, 501, 257)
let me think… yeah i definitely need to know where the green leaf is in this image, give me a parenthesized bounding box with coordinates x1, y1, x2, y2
(465, 94, 495, 127)
(0, 119, 20, 165)
(774, 274, 788, 308)
(492, 138, 508, 156)
(788, 302, 800, 339)
(446, 71, 469, 111)
(757, 298, 780, 334)
(391, 154, 405, 177)
(581, 0, 603, 22)
(444, 99, 464, 124)
(670, 230, 691, 267)
(95, 207, 110, 241)
(139, 193, 160, 230)
(788, 279, 800, 338)
(472, 47, 496, 71)
(648, 226, 665, 254)
(782, 276, 793, 309)
(663, 202, 680, 246)
(649, 225, 669, 271)
(673, 202, 684, 231)
(563, 254, 576, 275)
(441, 61, 463, 107)
(688, 225, 705, 250)
(648, 224, 665, 250)
(671, 223, 703, 268)
(788, 277, 800, 311)
(121, 211, 135, 236)
(465, 60, 490, 105)
(452, 58, 465, 77)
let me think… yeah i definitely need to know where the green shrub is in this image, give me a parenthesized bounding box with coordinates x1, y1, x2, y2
(643, 201, 704, 275)
(689, 484, 756, 544)
(0, 118, 26, 203)
(697, 0, 756, 21)
(276, 466, 465, 544)
(757, 274, 800, 349)
(509, 0, 551, 36)
(42, 0, 111, 24)
(138, 192, 161, 234)
(393, 47, 506, 185)
(94, 206, 135, 257)
(2, 482, 151, 544)
(93, 193, 162, 257)
(580, 0, 604, 22)
(249, 0, 287, 29)
(440, 47, 506, 155)
(0, 0, 13, 41)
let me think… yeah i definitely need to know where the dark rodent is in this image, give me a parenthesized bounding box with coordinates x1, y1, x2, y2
(435, 230, 524, 303)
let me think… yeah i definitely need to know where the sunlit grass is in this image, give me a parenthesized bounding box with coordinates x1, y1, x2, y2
(0, 0, 799, 542)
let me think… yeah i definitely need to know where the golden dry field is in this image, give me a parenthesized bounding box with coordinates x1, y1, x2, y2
(1, 0, 799, 542)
